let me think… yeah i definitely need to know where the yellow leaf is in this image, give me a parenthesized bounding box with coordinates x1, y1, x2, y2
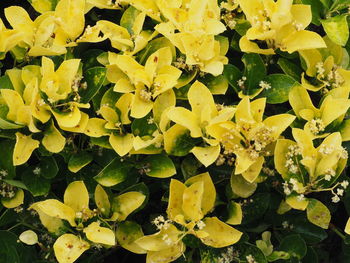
(188, 81, 217, 119)
(345, 218, 350, 235)
(29, 203, 64, 234)
(116, 221, 146, 254)
(13, 132, 40, 166)
(167, 179, 186, 222)
(42, 121, 66, 153)
(199, 217, 242, 248)
(64, 181, 89, 213)
(83, 222, 115, 246)
(274, 139, 297, 178)
(53, 234, 89, 263)
(109, 133, 134, 157)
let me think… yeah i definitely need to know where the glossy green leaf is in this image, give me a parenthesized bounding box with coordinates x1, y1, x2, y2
(259, 74, 298, 104)
(279, 234, 307, 259)
(80, 67, 107, 103)
(94, 158, 132, 187)
(68, 152, 93, 173)
(142, 154, 176, 178)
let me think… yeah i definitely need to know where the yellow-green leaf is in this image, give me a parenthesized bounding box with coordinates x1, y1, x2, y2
(53, 234, 90, 263)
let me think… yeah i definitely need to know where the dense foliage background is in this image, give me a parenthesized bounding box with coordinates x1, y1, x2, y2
(1, 0, 350, 263)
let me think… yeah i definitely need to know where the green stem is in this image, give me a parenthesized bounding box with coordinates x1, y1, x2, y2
(330, 223, 346, 240)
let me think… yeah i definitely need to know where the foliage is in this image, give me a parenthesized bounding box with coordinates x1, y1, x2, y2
(0, 0, 350, 262)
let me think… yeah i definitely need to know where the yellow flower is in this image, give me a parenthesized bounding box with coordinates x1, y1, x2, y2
(289, 85, 350, 138)
(135, 173, 242, 263)
(165, 81, 235, 166)
(275, 129, 347, 211)
(154, 0, 228, 76)
(237, 0, 326, 54)
(107, 47, 181, 118)
(207, 96, 295, 183)
(30, 181, 146, 263)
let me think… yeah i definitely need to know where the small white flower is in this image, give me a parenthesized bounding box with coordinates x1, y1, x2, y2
(337, 188, 344, 197)
(341, 180, 349, 189)
(332, 195, 340, 203)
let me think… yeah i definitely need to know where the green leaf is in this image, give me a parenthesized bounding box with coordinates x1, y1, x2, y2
(116, 221, 145, 254)
(321, 15, 349, 46)
(277, 58, 302, 81)
(330, 0, 350, 12)
(0, 140, 15, 179)
(0, 105, 24, 129)
(301, 0, 323, 25)
(27, 0, 58, 13)
(94, 158, 132, 187)
(241, 193, 270, 225)
(120, 6, 141, 35)
(306, 199, 331, 229)
(39, 156, 58, 179)
(142, 154, 176, 178)
(235, 19, 251, 36)
(181, 156, 202, 181)
(258, 74, 298, 104)
(199, 74, 228, 95)
(223, 64, 242, 93)
(0, 75, 14, 90)
(131, 113, 157, 136)
(279, 234, 307, 259)
(137, 37, 176, 64)
(199, 247, 223, 263)
(242, 53, 266, 94)
(2, 180, 27, 190)
(80, 67, 107, 103)
(21, 169, 50, 197)
(236, 243, 268, 263)
(292, 221, 327, 244)
(68, 152, 93, 173)
(81, 49, 105, 71)
(302, 246, 318, 263)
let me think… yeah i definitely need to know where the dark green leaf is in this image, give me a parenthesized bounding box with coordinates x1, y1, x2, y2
(80, 67, 107, 103)
(279, 234, 307, 259)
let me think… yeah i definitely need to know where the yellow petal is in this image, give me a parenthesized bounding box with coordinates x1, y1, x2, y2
(53, 234, 89, 263)
(109, 133, 134, 157)
(32, 199, 76, 226)
(185, 172, 216, 216)
(199, 217, 242, 248)
(55, 0, 85, 40)
(239, 36, 275, 55)
(64, 181, 89, 213)
(84, 118, 109, 137)
(188, 81, 217, 118)
(42, 121, 66, 153)
(29, 203, 64, 234)
(135, 224, 183, 251)
(0, 89, 24, 122)
(51, 105, 82, 128)
(167, 107, 201, 138)
(182, 181, 204, 222)
(83, 222, 115, 246)
(111, 191, 146, 221)
(241, 156, 264, 183)
(282, 30, 326, 53)
(167, 179, 186, 222)
(94, 184, 111, 217)
(1, 189, 24, 208)
(13, 132, 40, 166)
(146, 242, 185, 263)
(190, 145, 220, 167)
(286, 195, 309, 210)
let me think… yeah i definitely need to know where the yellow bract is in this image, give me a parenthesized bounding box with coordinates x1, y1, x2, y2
(154, 0, 228, 75)
(207, 96, 295, 183)
(237, 0, 326, 54)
